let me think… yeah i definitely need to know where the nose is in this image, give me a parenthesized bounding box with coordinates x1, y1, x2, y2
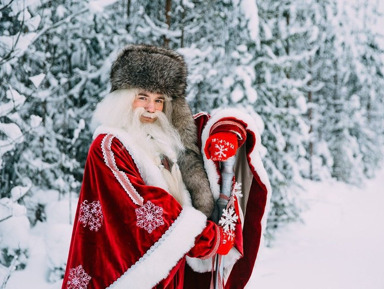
(145, 100, 156, 113)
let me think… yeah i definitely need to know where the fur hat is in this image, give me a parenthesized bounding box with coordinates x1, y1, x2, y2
(109, 44, 214, 217)
(110, 44, 187, 98)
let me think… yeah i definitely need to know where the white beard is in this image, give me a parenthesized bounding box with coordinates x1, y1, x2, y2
(129, 107, 184, 162)
(128, 107, 188, 205)
(92, 90, 189, 205)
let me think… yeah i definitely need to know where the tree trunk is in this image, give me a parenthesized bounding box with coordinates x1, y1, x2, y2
(164, 0, 172, 48)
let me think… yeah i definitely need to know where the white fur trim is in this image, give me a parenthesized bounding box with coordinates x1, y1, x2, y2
(186, 247, 241, 273)
(107, 207, 207, 289)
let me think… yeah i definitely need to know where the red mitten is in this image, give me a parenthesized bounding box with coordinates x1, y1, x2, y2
(216, 205, 239, 255)
(217, 226, 235, 255)
(204, 132, 238, 161)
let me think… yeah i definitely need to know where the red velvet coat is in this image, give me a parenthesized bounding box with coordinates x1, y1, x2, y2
(61, 130, 221, 289)
(61, 108, 270, 289)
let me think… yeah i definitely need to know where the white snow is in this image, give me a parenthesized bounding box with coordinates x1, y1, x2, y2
(231, 85, 244, 103)
(0, 199, 30, 251)
(4, 168, 384, 288)
(88, 0, 118, 13)
(30, 115, 42, 128)
(29, 73, 46, 88)
(247, 168, 384, 289)
(10, 184, 31, 202)
(240, 0, 260, 43)
(0, 88, 26, 117)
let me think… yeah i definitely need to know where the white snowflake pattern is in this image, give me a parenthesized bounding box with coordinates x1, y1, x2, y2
(219, 207, 238, 233)
(217, 139, 235, 149)
(67, 265, 91, 289)
(214, 144, 228, 159)
(79, 200, 103, 231)
(135, 201, 164, 233)
(223, 230, 236, 242)
(232, 182, 243, 199)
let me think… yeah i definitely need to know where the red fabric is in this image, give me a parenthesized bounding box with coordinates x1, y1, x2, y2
(204, 132, 238, 161)
(232, 195, 244, 257)
(184, 114, 270, 289)
(62, 134, 221, 289)
(209, 117, 247, 147)
(188, 221, 221, 259)
(193, 112, 210, 149)
(216, 227, 234, 255)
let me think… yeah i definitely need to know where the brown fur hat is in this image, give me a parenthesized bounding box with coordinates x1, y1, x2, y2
(110, 44, 187, 98)
(109, 44, 214, 217)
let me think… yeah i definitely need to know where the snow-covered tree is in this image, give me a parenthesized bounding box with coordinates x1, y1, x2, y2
(312, 0, 384, 184)
(0, 0, 44, 274)
(255, 0, 317, 235)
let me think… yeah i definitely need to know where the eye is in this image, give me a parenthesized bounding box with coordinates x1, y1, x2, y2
(137, 95, 147, 101)
(155, 99, 164, 104)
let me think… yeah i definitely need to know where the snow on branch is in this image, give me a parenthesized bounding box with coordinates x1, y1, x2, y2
(1, 7, 88, 65)
(143, 14, 182, 38)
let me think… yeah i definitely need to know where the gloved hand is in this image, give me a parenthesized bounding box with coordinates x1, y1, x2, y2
(204, 132, 238, 161)
(216, 206, 238, 255)
(217, 226, 235, 255)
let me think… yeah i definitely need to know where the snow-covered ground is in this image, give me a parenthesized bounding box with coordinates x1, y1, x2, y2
(248, 168, 384, 289)
(6, 168, 384, 288)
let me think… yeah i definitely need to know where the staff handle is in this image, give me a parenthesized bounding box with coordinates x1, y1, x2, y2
(214, 155, 236, 289)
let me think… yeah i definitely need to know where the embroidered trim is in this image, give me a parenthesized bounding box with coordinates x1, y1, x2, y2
(135, 201, 165, 233)
(101, 134, 144, 206)
(79, 200, 103, 231)
(210, 120, 247, 140)
(67, 265, 91, 289)
(193, 111, 210, 119)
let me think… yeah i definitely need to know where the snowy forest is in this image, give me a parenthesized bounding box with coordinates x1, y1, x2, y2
(1, 0, 384, 287)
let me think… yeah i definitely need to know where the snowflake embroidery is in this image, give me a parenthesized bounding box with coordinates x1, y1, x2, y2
(232, 182, 243, 199)
(214, 144, 228, 159)
(223, 230, 236, 243)
(79, 200, 103, 231)
(135, 201, 164, 233)
(67, 265, 91, 289)
(219, 207, 238, 233)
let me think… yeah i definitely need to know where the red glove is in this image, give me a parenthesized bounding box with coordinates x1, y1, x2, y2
(216, 205, 239, 255)
(217, 226, 235, 255)
(204, 132, 238, 161)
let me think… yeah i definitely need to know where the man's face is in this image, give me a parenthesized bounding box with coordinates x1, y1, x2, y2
(132, 91, 165, 123)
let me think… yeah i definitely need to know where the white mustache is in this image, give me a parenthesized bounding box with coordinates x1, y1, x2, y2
(134, 107, 160, 119)
(141, 111, 159, 119)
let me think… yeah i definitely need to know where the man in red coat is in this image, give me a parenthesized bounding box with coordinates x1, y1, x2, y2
(61, 45, 270, 289)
